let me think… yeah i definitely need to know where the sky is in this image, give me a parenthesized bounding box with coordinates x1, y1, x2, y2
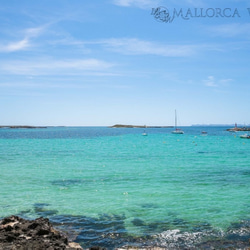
(0, 0, 249, 126)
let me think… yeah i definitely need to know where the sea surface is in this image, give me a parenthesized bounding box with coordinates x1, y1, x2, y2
(0, 126, 250, 249)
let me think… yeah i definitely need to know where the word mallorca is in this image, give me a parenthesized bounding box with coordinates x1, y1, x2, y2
(151, 6, 241, 23)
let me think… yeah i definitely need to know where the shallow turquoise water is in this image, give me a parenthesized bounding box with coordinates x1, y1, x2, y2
(0, 127, 250, 248)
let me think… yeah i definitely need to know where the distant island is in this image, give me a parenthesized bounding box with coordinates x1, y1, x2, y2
(0, 126, 47, 129)
(227, 127, 250, 132)
(110, 124, 173, 128)
(226, 123, 250, 131)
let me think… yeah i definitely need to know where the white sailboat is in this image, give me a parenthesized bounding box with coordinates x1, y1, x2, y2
(172, 110, 184, 134)
(142, 125, 148, 136)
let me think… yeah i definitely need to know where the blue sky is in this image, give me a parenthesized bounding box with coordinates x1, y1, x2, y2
(0, 0, 249, 126)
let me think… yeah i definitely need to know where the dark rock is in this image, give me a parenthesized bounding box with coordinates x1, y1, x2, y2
(0, 215, 83, 249)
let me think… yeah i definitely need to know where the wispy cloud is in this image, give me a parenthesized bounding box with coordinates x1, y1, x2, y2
(112, 0, 162, 8)
(112, 0, 207, 9)
(203, 76, 233, 87)
(24, 26, 46, 38)
(0, 25, 47, 53)
(91, 38, 196, 57)
(204, 76, 217, 87)
(0, 38, 30, 52)
(0, 58, 115, 76)
(207, 23, 250, 37)
(184, 0, 206, 7)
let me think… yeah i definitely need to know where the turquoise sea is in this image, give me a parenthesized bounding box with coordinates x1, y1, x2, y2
(0, 126, 250, 249)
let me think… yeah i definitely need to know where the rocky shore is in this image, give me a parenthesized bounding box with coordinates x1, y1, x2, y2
(1, 215, 250, 249)
(0, 215, 82, 250)
(0, 215, 165, 250)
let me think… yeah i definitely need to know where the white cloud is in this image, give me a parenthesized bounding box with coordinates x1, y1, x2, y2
(24, 26, 46, 38)
(203, 76, 233, 87)
(0, 25, 47, 53)
(113, 0, 207, 8)
(113, 0, 162, 8)
(113, 0, 133, 7)
(94, 38, 195, 57)
(207, 23, 250, 37)
(1, 38, 30, 52)
(204, 76, 217, 87)
(184, 0, 206, 7)
(0, 58, 114, 76)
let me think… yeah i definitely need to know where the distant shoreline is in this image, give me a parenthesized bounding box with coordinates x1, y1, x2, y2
(109, 124, 173, 128)
(0, 125, 249, 131)
(0, 126, 47, 129)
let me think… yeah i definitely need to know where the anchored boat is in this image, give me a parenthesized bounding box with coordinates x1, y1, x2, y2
(172, 110, 184, 134)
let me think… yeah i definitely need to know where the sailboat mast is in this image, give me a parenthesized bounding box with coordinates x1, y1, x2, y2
(172, 109, 184, 134)
(175, 109, 177, 130)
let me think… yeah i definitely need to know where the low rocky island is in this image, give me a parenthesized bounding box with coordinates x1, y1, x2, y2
(0, 126, 47, 129)
(227, 126, 250, 132)
(110, 124, 173, 128)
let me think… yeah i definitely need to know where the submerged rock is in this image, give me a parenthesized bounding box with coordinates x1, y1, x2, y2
(0, 215, 83, 250)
